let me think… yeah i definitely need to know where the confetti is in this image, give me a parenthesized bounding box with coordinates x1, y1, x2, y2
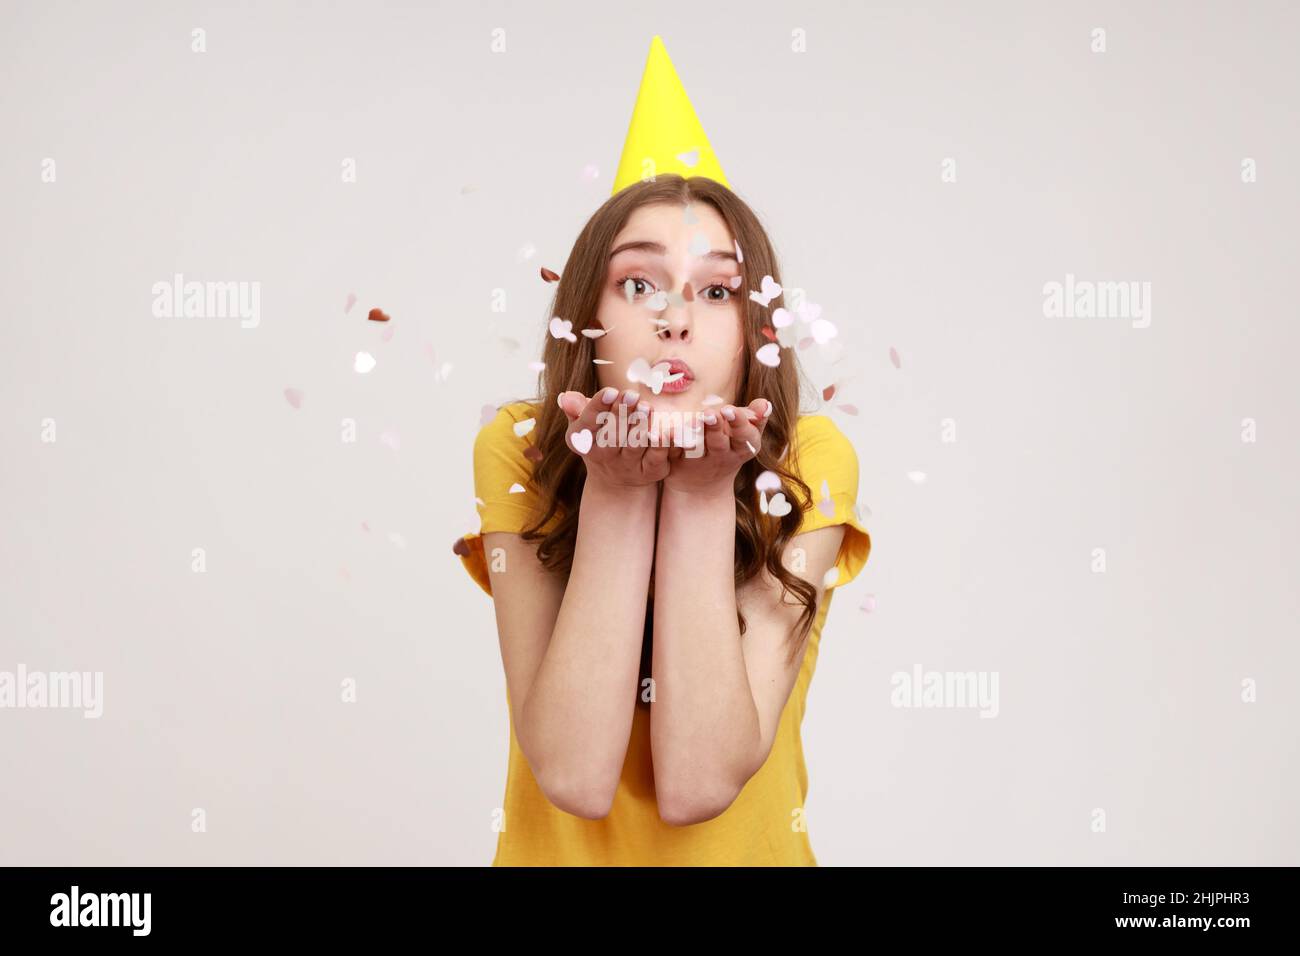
(822, 567, 839, 588)
(570, 429, 593, 455)
(907, 470, 927, 484)
(756, 343, 781, 367)
(527, 360, 545, 372)
(810, 318, 837, 344)
(766, 491, 792, 517)
(368, 308, 390, 323)
(354, 351, 376, 374)
(344, 293, 356, 313)
(508, 482, 526, 494)
(513, 418, 536, 437)
(860, 594, 877, 613)
(748, 276, 781, 307)
(548, 317, 576, 342)
(517, 242, 536, 262)
(772, 308, 794, 328)
(688, 232, 710, 257)
(381, 325, 395, 342)
(540, 267, 560, 283)
(702, 394, 725, 406)
(822, 383, 836, 401)
(593, 359, 613, 365)
(682, 282, 695, 302)
(734, 239, 743, 263)
(837, 404, 859, 416)
(361, 521, 370, 533)
(677, 149, 700, 167)
(581, 327, 607, 338)
(755, 470, 782, 492)
(728, 275, 743, 289)
(889, 346, 901, 369)
(283, 388, 303, 409)
(523, 445, 544, 462)
(683, 204, 699, 225)
(760, 326, 777, 342)
(379, 429, 401, 451)
(580, 163, 600, 181)
(452, 537, 471, 557)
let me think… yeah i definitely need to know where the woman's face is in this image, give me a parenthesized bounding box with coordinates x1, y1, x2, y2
(593, 201, 745, 415)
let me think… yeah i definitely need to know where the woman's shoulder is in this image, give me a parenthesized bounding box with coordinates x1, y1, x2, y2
(790, 412, 858, 478)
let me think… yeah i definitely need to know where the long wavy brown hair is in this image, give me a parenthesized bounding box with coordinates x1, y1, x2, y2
(515, 174, 820, 667)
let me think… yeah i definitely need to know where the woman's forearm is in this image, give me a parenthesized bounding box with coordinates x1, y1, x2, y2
(520, 477, 657, 815)
(649, 486, 760, 823)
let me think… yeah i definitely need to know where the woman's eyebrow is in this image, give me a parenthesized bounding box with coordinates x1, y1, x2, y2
(609, 239, 737, 263)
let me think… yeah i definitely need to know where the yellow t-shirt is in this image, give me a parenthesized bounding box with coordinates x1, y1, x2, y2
(458, 400, 871, 866)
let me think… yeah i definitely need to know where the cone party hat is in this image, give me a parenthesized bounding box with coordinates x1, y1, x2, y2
(611, 36, 729, 195)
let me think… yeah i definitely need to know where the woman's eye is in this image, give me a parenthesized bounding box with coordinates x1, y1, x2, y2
(618, 276, 655, 298)
(704, 284, 732, 302)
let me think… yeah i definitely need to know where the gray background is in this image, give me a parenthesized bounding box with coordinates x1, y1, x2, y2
(1, 0, 1296, 865)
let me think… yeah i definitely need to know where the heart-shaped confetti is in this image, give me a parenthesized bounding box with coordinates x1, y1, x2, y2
(452, 537, 471, 557)
(772, 308, 794, 328)
(517, 242, 536, 261)
(646, 290, 668, 311)
(580, 163, 600, 181)
(749, 275, 782, 307)
(523, 445, 544, 462)
(734, 239, 744, 263)
(688, 232, 710, 257)
(766, 492, 792, 517)
(354, 351, 376, 374)
(368, 308, 390, 323)
(479, 405, 497, 427)
(889, 346, 901, 369)
(677, 149, 700, 167)
(581, 327, 607, 338)
(822, 567, 839, 588)
(549, 316, 576, 342)
(755, 470, 782, 492)
(822, 383, 836, 401)
(508, 482, 526, 494)
(283, 388, 303, 409)
(540, 267, 560, 283)
(837, 404, 859, 416)
(513, 418, 536, 437)
(344, 293, 356, 313)
(756, 343, 781, 367)
(379, 429, 400, 451)
(702, 394, 725, 406)
(810, 318, 837, 344)
(571, 429, 593, 455)
(728, 275, 743, 289)
(907, 471, 926, 484)
(860, 594, 877, 613)
(760, 326, 777, 342)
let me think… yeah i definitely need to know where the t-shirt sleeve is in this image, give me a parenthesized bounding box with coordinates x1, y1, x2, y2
(789, 414, 872, 590)
(455, 403, 544, 596)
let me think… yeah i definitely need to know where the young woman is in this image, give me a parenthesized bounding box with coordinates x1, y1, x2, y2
(456, 173, 871, 865)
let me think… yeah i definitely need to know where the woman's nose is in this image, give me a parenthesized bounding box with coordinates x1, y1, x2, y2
(660, 285, 693, 341)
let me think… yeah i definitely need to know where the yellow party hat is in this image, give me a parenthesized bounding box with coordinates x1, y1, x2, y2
(611, 35, 729, 195)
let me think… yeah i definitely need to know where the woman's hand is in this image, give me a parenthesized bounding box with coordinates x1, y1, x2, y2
(558, 387, 672, 489)
(660, 397, 772, 497)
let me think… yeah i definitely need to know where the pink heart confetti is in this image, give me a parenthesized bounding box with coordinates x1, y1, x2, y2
(889, 346, 901, 369)
(837, 404, 859, 416)
(344, 293, 356, 313)
(380, 429, 401, 451)
(283, 388, 303, 409)
(479, 404, 498, 427)
(381, 324, 395, 342)
(756, 343, 781, 367)
(860, 594, 877, 613)
(748, 275, 782, 307)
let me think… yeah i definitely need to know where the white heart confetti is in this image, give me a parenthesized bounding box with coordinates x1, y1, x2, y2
(810, 318, 838, 344)
(766, 492, 792, 517)
(822, 567, 839, 588)
(571, 429, 593, 455)
(772, 308, 794, 328)
(749, 275, 782, 307)
(513, 418, 536, 437)
(755, 470, 782, 492)
(549, 316, 577, 342)
(354, 351, 376, 374)
(508, 482, 526, 494)
(756, 343, 781, 367)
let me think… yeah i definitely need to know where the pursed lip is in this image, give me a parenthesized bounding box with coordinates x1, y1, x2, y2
(657, 356, 695, 384)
